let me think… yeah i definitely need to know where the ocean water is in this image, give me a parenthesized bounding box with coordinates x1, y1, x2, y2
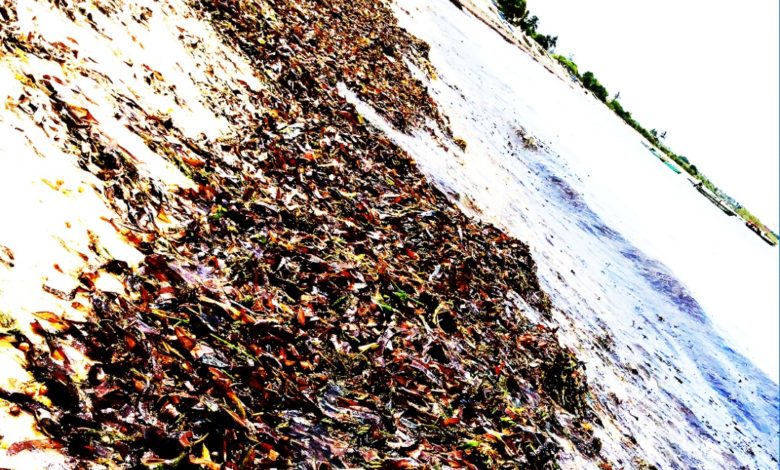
(342, 0, 779, 466)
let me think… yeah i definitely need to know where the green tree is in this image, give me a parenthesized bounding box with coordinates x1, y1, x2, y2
(581, 71, 609, 102)
(534, 34, 557, 51)
(520, 14, 539, 34)
(553, 54, 580, 78)
(608, 99, 631, 120)
(497, 0, 527, 24)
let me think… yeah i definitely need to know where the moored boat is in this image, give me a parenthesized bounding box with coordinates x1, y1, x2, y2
(746, 221, 778, 246)
(693, 182, 736, 216)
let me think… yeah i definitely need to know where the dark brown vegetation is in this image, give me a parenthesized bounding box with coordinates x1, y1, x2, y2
(0, 0, 604, 466)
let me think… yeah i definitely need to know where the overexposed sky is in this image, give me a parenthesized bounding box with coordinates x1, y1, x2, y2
(527, 0, 779, 229)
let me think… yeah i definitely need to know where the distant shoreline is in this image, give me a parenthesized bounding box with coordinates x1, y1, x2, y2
(450, 0, 778, 247)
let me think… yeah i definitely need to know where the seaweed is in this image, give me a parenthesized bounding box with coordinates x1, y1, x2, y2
(0, 0, 608, 466)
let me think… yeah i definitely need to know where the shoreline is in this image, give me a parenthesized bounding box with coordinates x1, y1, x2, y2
(389, 0, 778, 466)
(454, 0, 778, 247)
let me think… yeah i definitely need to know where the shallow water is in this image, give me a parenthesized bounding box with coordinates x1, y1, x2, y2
(342, 0, 779, 466)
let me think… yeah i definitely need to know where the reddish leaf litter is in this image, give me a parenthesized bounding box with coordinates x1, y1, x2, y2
(0, 0, 616, 467)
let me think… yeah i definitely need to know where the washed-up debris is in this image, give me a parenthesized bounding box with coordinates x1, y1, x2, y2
(515, 126, 546, 151)
(0, 0, 610, 467)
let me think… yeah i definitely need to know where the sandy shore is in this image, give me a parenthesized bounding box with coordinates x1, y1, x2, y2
(447, 0, 584, 89)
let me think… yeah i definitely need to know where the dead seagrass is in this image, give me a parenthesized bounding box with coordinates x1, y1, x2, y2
(0, 0, 605, 467)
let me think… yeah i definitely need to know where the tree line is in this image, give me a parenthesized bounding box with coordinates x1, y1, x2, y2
(495, 0, 777, 242)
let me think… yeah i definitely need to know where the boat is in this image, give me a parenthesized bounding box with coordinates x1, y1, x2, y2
(663, 160, 682, 174)
(641, 141, 683, 174)
(746, 221, 778, 246)
(641, 141, 664, 160)
(693, 182, 736, 216)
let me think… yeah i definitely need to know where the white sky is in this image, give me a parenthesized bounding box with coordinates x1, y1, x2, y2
(527, 0, 780, 229)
